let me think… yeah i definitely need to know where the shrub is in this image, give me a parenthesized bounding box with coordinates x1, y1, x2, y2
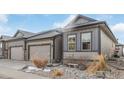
(51, 69, 63, 78)
(86, 54, 107, 74)
(32, 58, 48, 68)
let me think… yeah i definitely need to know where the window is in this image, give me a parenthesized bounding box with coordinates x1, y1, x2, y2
(81, 32, 91, 50)
(68, 35, 76, 51)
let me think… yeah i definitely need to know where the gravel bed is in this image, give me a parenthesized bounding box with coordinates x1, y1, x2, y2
(20, 65, 123, 79)
(20, 60, 124, 79)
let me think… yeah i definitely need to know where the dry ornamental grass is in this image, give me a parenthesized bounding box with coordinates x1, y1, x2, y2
(51, 69, 64, 78)
(32, 57, 48, 68)
(86, 54, 107, 74)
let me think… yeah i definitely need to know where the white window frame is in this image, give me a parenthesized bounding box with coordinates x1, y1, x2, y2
(81, 32, 91, 51)
(68, 34, 76, 51)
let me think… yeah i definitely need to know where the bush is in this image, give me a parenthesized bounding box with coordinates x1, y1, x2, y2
(32, 58, 48, 68)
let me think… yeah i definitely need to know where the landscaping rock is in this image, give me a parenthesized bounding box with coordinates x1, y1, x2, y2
(78, 64, 87, 70)
(96, 71, 105, 79)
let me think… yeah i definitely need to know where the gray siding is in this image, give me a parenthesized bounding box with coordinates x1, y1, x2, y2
(77, 33, 81, 51)
(54, 35, 62, 62)
(63, 33, 68, 51)
(26, 35, 62, 63)
(92, 29, 99, 51)
(6, 40, 25, 60)
(63, 27, 99, 52)
(7, 40, 25, 47)
(101, 29, 115, 58)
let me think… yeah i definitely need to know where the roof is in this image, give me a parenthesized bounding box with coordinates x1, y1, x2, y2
(0, 35, 12, 39)
(27, 28, 62, 41)
(116, 43, 124, 46)
(65, 14, 97, 28)
(0, 15, 118, 44)
(14, 29, 35, 38)
(63, 15, 117, 43)
(64, 20, 104, 29)
(0, 35, 12, 42)
(101, 22, 118, 43)
(3, 30, 35, 41)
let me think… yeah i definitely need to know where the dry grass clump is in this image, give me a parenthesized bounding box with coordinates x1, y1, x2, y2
(32, 58, 48, 68)
(86, 54, 107, 74)
(51, 69, 64, 78)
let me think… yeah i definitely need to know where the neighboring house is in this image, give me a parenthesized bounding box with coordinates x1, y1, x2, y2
(0, 15, 118, 64)
(62, 15, 117, 63)
(0, 35, 12, 58)
(1, 30, 35, 60)
(116, 44, 124, 56)
(26, 29, 62, 63)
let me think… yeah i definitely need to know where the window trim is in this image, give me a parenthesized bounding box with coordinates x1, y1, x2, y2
(67, 34, 76, 51)
(81, 32, 92, 51)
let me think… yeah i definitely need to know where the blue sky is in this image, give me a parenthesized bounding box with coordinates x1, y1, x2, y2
(0, 14, 124, 44)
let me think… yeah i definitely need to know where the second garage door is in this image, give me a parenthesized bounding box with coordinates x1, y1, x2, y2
(29, 45, 51, 62)
(11, 46, 24, 60)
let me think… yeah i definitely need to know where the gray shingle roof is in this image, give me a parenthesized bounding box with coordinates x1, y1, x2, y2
(14, 29, 35, 38)
(0, 35, 12, 39)
(27, 28, 62, 40)
(64, 20, 104, 29)
(1, 30, 35, 41)
(65, 14, 97, 28)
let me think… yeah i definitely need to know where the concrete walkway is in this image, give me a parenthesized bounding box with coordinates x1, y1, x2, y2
(0, 59, 48, 79)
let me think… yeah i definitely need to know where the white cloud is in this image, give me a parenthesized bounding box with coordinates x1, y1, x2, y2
(0, 25, 11, 36)
(0, 14, 8, 23)
(53, 14, 76, 28)
(0, 15, 10, 36)
(111, 23, 124, 32)
(111, 23, 124, 44)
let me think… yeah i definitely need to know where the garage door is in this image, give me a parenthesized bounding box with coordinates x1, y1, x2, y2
(29, 45, 51, 62)
(11, 46, 24, 60)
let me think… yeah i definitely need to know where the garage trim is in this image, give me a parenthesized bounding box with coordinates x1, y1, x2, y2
(28, 43, 52, 63)
(10, 45, 24, 60)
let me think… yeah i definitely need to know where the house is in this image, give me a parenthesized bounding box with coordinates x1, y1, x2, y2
(0, 14, 118, 64)
(26, 29, 62, 63)
(0, 30, 35, 60)
(62, 15, 117, 64)
(0, 29, 62, 63)
(116, 44, 124, 57)
(0, 35, 12, 58)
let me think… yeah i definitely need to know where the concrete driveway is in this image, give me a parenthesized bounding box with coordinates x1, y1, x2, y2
(0, 59, 48, 79)
(0, 59, 32, 70)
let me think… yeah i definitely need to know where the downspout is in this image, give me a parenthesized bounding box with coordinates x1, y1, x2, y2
(98, 25, 101, 55)
(122, 45, 124, 56)
(61, 33, 64, 64)
(2, 41, 5, 58)
(53, 37, 55, 60)
(24, 38, 27, 61)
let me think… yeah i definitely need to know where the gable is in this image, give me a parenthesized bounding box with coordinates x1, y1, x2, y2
(14, 30, 35, 38)
(65, 15, 96, 27)
(15, 32, 24, 37)
(68, 17, 89, 26)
